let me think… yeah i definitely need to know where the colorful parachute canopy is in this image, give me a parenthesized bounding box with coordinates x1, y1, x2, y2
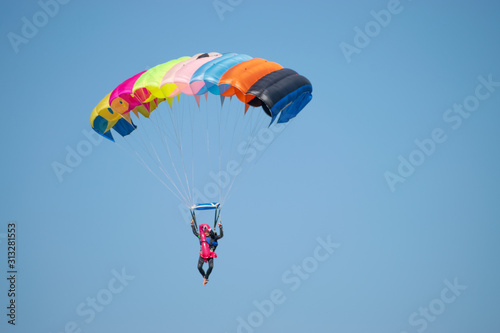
(91, 52, 312, 141)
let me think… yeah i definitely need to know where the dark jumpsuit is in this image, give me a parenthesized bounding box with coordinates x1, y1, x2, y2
(191, 224, 223, 279)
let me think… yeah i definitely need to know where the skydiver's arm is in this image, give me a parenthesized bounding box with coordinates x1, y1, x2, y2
(216, 224, 223, 239)
(191, 224, 199, 238)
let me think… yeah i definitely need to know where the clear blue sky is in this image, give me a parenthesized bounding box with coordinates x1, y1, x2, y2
(1, 0, 500, 332)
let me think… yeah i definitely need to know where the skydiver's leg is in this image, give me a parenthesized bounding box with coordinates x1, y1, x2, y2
(197, 256, 206, 277)
(204, 258, 214, 279)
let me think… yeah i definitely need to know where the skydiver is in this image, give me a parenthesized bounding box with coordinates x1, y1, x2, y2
(191, 219, 223, 286)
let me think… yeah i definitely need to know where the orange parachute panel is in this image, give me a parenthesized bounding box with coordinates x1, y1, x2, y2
(219, 59, 283, 103)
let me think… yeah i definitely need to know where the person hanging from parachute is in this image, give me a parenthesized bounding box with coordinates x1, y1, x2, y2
(90, 52, 312, 284)
(191, 217, 223, 286)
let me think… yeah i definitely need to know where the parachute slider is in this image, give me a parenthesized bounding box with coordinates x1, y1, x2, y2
(191, 202, 221, 211)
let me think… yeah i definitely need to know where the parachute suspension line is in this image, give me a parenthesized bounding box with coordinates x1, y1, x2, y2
(164, 100, 193, 205)
(220, 99, 224, 205)
(203, 95, 218, 203)
(246, 109, 288, 166)
(136, 116, 178, 185)
(204, 94, 210, 154)
(150, 104, 178, 149)
(218, 96, 248, 204)
(131, 115, 192, 206)
(178, 98, 194, 206)
(115, 138, 189, 206)
(215, 95, 222, 206)
(224, 95, 232, 130)
(145, 106, 191, 203)
(183, 98, 195, 205)
(233, 104, 261, 156)
(227, 96, 241, 156)
(213, 207, 221, 231)
(149, 146, 185, 192)
(222, 106, 270, 204)
(190, 96, 196, 208)
(216, 100, 241, 204)
(190, 210, 198, 231)
(221, 128, 256, 203)
(127, 115, 158, 157)
(149, 104, 178, 146)
(224, 112, 288, 204)
(232, 101, 254, 153)
(148, 106, 192, 204)
(219, 96, 239, 205)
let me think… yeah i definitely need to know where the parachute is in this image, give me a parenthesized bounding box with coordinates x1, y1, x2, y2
(90, 52, 312, 215)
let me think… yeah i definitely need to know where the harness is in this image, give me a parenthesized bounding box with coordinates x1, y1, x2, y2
(190, 204, 221, 262)
(200, 236, 218, 249)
